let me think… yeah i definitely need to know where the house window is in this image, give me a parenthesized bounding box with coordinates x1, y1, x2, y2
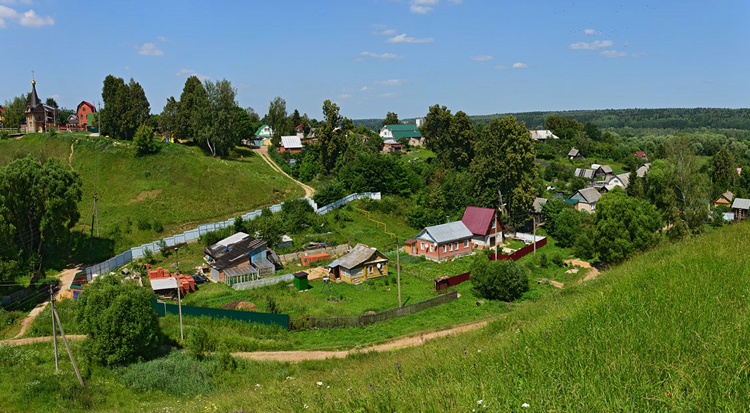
(464, 240, 469, 248)
(430, 245, 434, 252)
(454, 242, 459, 250)
(449, 243, 453, 252)
(369, 265, 373, 274)
(442, 245, 446, 253)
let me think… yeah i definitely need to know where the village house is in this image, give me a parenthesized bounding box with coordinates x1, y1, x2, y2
(636, 163, 651, 178)
(76, 101, 96, 126)
(0, 106, 5, 126)
(568, 147, 585, 160)
(411, 221, 474, 262)
(529, 130, 560, 142)
(280, 135, 303, 153)
(382, 138, 403, 153)
(635, 151, 648, 161)
(574, 168, 596, 181)
(253, 124, 274, 146)
(461, 206, 503, 248)
(533, 197, 548, 222)
(380, 124, 423, 147)
(594, 164, 614, 179)
(568, 187, 602, 212)
(204, 232, 275, 284)
(327, 244, 389, 284)
(713, 191, 734, 208)
(731, 198, 750, 221)
(25, 79, 56, 133)
(594, 173, 630, 193)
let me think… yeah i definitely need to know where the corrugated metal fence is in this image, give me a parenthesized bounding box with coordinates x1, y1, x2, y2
(292, 290, 458, 330)
(152, 299, 290, 329)
(84, 192, 381, 280)
(231, 273, 294, 291)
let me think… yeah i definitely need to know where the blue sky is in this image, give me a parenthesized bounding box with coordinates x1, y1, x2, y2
(1, 0, 748, 120)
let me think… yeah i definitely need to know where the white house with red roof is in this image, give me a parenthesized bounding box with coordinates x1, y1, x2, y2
(461, 206, 503, 248)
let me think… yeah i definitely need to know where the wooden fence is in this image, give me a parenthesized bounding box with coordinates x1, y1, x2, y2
(292, 290, 458, 330)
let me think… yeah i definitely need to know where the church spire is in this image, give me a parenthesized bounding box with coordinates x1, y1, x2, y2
(29, 71, 40, 109)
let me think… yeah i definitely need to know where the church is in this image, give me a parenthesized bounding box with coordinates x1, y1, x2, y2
(25, 78, 57, 133)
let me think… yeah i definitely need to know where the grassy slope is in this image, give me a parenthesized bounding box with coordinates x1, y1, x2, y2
(0, 134, 303, 260)
(6, 224, 748, 411)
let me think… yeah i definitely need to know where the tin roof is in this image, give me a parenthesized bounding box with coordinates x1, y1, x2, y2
(418, 221, 473, 244)
(732, 198, 750, 210)
(151, 277, 178, 291)
(281, 135, 302, 149)
(529, 130, 559, 140)
(336, 244, 386, 269)
(383, 124, 422, 138)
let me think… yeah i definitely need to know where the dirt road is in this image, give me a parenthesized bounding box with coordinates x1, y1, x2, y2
(233, 320, 489, 362)
(1, 335, 86, 346)
(567, 259, 601, 282)
(11, 266, 80, 339)
(254, 146, 315, 198)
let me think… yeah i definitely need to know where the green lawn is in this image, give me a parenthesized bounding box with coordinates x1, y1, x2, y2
(0, 134, 304, 264)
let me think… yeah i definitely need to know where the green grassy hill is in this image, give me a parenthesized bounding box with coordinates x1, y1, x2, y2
(2, 221, 748, 412)
(0, 133, 304, 263)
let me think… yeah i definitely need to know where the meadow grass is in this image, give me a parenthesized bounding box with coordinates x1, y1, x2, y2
(0, 133, 304, 264)
(6, 223, 748, 411)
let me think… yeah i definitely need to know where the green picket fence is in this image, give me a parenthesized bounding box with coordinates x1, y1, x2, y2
(152, 299, 290, 330)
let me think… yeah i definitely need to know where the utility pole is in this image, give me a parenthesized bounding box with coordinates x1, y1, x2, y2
(173, 269, 184, 341)
(396, 237, 402, 308)
(88, 193, 98, 248)
(52, 308, 84, 387)
(533, 215, 537, 259)
(49, 285, 58, 371)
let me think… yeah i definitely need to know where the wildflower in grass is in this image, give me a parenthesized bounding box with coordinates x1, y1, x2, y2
(396, 362, 402, 378)
(546, 330, 549, 339)
(304, 404, 309, 409)
(477, 399, 483, 405)
(522, 402, 530, 408)
(349, 386, 353, 396)
(473, 362, 477, 372)
(463, 345, 467, 355)
(317, 381, 323, 386)
(369, 382, 373, 392)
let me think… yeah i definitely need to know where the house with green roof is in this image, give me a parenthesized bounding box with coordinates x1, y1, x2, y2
(252, 124, 274, 146)
(380, 124, 424, 147)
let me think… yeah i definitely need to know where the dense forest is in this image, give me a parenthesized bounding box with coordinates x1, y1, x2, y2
(355, 108, 750, 134)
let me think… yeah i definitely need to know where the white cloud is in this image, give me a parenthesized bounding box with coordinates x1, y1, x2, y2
(337, 93, 352, 99)
(583, 28, 602, 36)
(19, 9, 53, 27)
(377, 79, 405, 86)
(512, 62, 528, 69)
(599, 50, 628, 58)
(0, 0, 33, 4)
(387, 33, 434, 44)
(379, 92, 399, 98)
(137, 42, 164, 56)
(470, 55, 493, 62)
(409, 0, 439, 14)
(175, 68, 210, 81)
(569, 40, 614, 50)
(361, 86, 373, 92)
(360, 51, 404, 60)
(0, 5, 18, 18)
(373, 28, 397, 35)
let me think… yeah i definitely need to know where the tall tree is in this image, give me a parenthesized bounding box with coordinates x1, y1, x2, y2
(318, 99, 347, 173)
(266, 97, 287, 137)
(159, 96, 179, 133)
(594, 188, 661, 263)
(383, 111, 399, 126)
(0, 156, 82, 274)
(421, 104, 453, 155)
(290, 109, 302, 131)
(470, 116, 537, 226)
(100, 76, 150, 139)
(200, 79, 240, 157)
(2, 94, 29, 128)
(445, 111, 474, 170)
(711, 147, 737, 196)
(44, 97, 58, 109)
(123, 78, 151, 139)
(245, 107, 260, 122)
(176, 76, 209, 140)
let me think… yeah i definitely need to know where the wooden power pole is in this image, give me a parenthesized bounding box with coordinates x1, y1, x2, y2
(396, 237, 402, 308)
(52, 307, 85, 387)
(49, 285, 58, 371)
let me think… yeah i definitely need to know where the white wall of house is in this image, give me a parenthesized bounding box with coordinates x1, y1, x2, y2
(379, 126, 393, 139)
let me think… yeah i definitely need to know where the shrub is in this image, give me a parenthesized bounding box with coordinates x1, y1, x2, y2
(200, 227, 233, 247)
(471, 256, 529, 301)
(158, 240, 171, 258)
(76, 275, 161, 366)
(266, 296, 280, 314)
(133, 124, 159, 156)
(152, 220, 164, 233)
(0, 131, 10, 140)
(552, 253, 564, 267)
(143, 248, 156, 265)
(185, 326, 215, 359)
(137, 218, 151, 231)
(552, 209, 584, 248)
(121, 351, 214, 396)
(539, 252, 548, 268)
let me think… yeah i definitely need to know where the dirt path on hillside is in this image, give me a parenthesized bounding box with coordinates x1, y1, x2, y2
(254, 146, 315, 198)
(68, 141, 75, 170)
(233, 320, 489, 362)
(11, 267, 80, 339)
(1, 335, 86, 346)
(567, 259, 600, 282)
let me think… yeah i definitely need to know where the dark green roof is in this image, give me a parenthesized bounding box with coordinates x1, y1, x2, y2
(384, 124, 422, 139)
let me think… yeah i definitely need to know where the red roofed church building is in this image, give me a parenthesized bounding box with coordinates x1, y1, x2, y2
(76, 101, 96, 126)
(461, 206, 503, 248)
